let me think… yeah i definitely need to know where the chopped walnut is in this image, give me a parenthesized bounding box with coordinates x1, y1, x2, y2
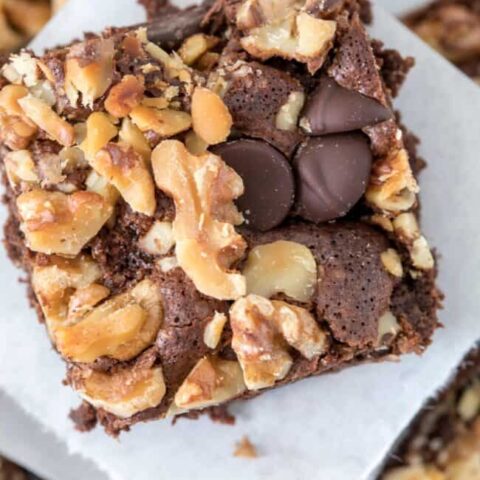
(65, 38, 115, 108)
(0, 112, 38, 150)
(119, 117, 151, 162)
(185, 130, 208, 155)
(191, 87, 233, 145)
(105, 75, 145, 118)
(152, 140, 247, 300)
(457, 383, 480, 422)
(178, 34, 219, 66)
(243, 241, 317, 302)
(79, 112, 118, 161)
(3, 149, 39, 189)
(275, 91, 305, 131)
(129, 105, 192, 138)
(174, 356, 246, 410)
(92, 143, 156, 216)
(230, 295, 327, 390)
(138, 220, 175, 256)
(16, 189, 114, 256)
(74, 365, 166, 418)
(381, 248, 404, 278)
(234, 436, 258, 459)
(2, 52, 39, 87)
(238, 1, 337, 74)
(18, 95, 74, 147)
(55, 279, 163, 363)
(367, 148, 419, 213)
(203, 312, 228, 349)
(383, 465, 445, 480)
(377, 311, 401, 345)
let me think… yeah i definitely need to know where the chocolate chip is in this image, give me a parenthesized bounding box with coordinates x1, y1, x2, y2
(212, 140, 295, 232)
(300, 76, 392, 136)
(294, 133, 372, 223)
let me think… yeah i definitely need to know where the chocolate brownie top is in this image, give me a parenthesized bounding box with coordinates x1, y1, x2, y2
(0, 0, 440, 435)
(404, 0, 480, 84)
(380, 346, 480, 480)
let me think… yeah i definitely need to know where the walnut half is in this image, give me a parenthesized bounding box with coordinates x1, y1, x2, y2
(230, 294, 327, 390)
(152, 140, 247, 300)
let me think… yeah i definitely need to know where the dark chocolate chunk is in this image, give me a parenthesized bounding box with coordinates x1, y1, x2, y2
(301, 76, 392, 135)
(294, 133, 372, 223)
(213, 140, 295, 231)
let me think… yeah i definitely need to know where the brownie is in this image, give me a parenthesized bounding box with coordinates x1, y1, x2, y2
(404, 0, 480, 84)
(0, 0, 441, 435)
(379, 346, 480, 480)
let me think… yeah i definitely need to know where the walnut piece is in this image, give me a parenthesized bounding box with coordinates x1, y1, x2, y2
(367, 148, 419, 213)
(138, 220, 175, 256)
(238, 1, 336, 74)
(383, 466, 444, 480)
(377, 311, 401, 345)
(191, 87, 233, 145)
(0, 112, 38, 150)
(76, 366, 166, 418)
(3, 149, 39, 188)
(230, 294, 327, 390)
(105, 75, 145, 118)
(243, 241, 317, 302)
(79, 112, 118, 161)
(65, 38, 115, 108)
(174, 356, 246, 411)
(275, 90, 305, 131)
(457, 383, 480, 422)
(92, 143, 156, 216)
(203, 312, 228, 349)
(18, 95, 74, 147)
(17, 189, 114, 256)
(152, 140, 247, 300)
(55, 279, 163, 363)
(178, 34, 219, 66)
(381, 249, 404, 278)
(119, 118, 151, 162)
(130, 105, 192, 138)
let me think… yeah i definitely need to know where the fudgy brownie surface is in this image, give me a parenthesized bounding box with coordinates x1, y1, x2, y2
(380, 346, 480, 480)
(404, 0, 480, 84)
(0, 0, 440, 435)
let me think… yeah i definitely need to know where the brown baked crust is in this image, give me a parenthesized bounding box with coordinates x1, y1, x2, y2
(0, 0, 441, 435)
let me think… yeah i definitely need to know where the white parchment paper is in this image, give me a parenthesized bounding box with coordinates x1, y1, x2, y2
(1, 2, 480, 480)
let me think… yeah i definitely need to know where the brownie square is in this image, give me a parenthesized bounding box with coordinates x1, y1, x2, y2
(0, 0, 440, 435)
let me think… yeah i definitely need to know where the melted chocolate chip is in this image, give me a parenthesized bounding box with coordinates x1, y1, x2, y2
(213, 140, 295, 232)
(294, 133, 372, 223)
(301, 76, 392, 136)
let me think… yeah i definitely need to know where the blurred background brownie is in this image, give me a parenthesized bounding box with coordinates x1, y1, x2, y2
(404, 0, 480, 83)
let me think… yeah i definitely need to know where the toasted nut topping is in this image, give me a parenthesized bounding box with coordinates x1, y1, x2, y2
(157, 256, 179, 273)
(0, 84, 28, 116)
(191, 87, 232, 145)
(130, 105, 192, 138)
(458, 383, 480, 422)
(152, 140, 246, 300)
(138, 221, 175, 256)
(32, 255, 102, 334)
(76, 366, 166, 418)
(119, 118, 151, 162)
(3, 150, 38, 188)
(234, 436, 258, 459)
(2, 52, 39, 87)
(185, 130, 208, 155)
(178, 34, 220, 66)
(141, 97, 169, 109)
(244, 241, 317, 302)
(0, 113, 38, 150)
(79, 112, 118, 161)
(381, 249, 404, 278)
(17, 189, 113, 256)
(370, 214, 394, 233)
(393, 213, 435, 271)
(195, 52, 220, 72)
(367, 149, 419, 213)
(105, 75, 145, 118)
(203, 312, 228, 349)
(68, 284, 111, 322)
(383, 466, 444, 480)
(85, 170, 120, 206)
(56, 279, 163, 362)
(230, 294, 327, 390)
(238, 2, 336, 74)
(92, 143, 156, 216)
(174, 356, 246, 410)
(18, 95, 74, 146)
(377, 311, 401, 345)
(275, 91, 305, 131)
(65, 38, 115, 108)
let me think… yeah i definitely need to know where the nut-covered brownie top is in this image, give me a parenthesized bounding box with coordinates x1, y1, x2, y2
(0, 0, 440, 434)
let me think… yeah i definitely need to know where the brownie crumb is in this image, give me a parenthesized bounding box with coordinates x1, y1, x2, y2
(69, 402, 98, 433)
